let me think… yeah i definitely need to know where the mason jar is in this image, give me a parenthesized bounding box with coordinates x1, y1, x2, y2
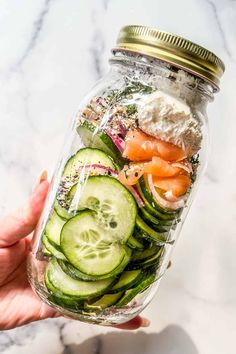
(28, 25, 225, 325)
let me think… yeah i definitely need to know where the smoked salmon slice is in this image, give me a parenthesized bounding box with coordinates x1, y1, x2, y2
(119, 157, 184, 186)
(123, 129, 186, 162)
(152, 174, 191, 197)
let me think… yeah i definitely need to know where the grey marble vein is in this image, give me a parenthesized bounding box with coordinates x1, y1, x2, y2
(16, 0, 53, 68)
(89, 8, 106, 80)
(0, 332, 14, 353)
(0, 322, 38, 352)
(205, 0, 235, 60)
(57, 328, 199, 354)
(56, 319, 79, 354)
(59, 322, 70, 354)
(102, 0, 110, 10)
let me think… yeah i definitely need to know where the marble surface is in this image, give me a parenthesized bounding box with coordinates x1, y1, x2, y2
(0, 0, 236, 353)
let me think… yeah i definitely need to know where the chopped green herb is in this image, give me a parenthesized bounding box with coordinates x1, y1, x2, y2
(126, 104, 137, 115)
(106, 81, 153, 104)
(189, 154, 200, 183)
(116, 81, 153, 101)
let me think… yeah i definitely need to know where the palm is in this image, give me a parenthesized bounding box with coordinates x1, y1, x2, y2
(0, 239, 55, 330)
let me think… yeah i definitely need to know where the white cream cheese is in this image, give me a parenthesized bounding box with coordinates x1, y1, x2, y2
(138, 91, 202, 156)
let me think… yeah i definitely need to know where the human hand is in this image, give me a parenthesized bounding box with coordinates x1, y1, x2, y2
(0, 172, 150, 330)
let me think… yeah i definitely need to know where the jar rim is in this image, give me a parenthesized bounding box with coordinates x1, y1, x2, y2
(113, 25, 225, 92)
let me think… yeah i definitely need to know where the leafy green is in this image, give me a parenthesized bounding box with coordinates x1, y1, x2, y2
(116, 81, 153, 101)
(126, 104, 138, 116)
(106, 81, 153, 104)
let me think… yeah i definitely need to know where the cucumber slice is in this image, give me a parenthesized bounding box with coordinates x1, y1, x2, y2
(54, 201, 74, 220)
(55, 147, 117, 219)
(131, 244, 162, 263)
(49, 295, 84, 310)
(45, 258, 115, 298)
(139, 208, 172, 232)
(77, 121, 122, 164)
(127, 234, 145, 250)
(69, 176, 137, 243)
(139, 177, 180, 216)
(61, 210, 130, 276)
(54, 200, 75, 220)
(63, 147, 116, 178)
(45, 210, 66, 246)
(42, 234, 67, 261)
(136, 215, 169, 245)
(84, 292, 124, 311)
(45, 269, 84, 309)
(128, 247, 163, 270)
(140, 250, 164, 269)
(43, 246, 52, 257)
(115, 271, 156, 308)
(110, 270, 143, 293)
(57, 247, 131, 281)
(137, 182, 176, 221)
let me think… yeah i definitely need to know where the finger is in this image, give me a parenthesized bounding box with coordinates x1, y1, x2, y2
(113, 316, 150, 330)
(0, 180, 49, 247)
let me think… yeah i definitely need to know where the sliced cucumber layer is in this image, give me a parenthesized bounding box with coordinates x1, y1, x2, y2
(110, 270, 143, 293)
(61, 210, 129, 276)
(131, 244, 162, 264)
(45, 258, 115, 299)
(136, 215, 168, 245)
(139, 208, 173, 231)
(45, 210, 66, 246)
(42, 234, 67, 261)
(139, 177, 182, 216)
(63, 147, 116, 179)
(127, 234, 145, 250)
(128, 247, 163, 270)
(58, 247, 131, 281)
(77, 121, 121, 164)
(137, 181, 176, 221)
(41, 123, 178, 314)
(84, 292, 124, 312)
(55, 147, 118, 220)
(69, 176, 137, 243)
(116, 271, 156, 308)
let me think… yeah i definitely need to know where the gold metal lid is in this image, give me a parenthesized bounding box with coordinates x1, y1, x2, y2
(114, 25, 225, 91)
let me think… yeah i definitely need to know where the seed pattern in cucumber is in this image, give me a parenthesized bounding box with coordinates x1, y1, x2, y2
(61, 210, 130, 276)
(68, 176, 137, 242)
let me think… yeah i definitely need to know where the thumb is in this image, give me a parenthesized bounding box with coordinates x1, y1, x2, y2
(0, 173, 49, 248)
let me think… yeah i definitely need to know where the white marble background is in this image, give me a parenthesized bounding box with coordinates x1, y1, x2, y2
(0, 0, 236, 353)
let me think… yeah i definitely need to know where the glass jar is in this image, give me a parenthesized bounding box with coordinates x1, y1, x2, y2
(28, 25, 225, 325)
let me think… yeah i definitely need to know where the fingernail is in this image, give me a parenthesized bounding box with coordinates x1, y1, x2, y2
(141, 318, 150, 327)
(34, 170, 48, 191)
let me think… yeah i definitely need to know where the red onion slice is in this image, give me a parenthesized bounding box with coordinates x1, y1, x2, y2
(105, 129, 125, 153)
(147, 174, 185, 210)
(126, 185, 145, 207)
